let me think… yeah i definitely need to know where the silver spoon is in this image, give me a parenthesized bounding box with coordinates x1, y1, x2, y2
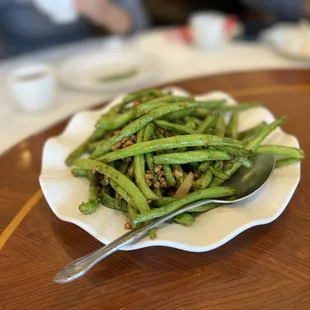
(53, 153, 274, 284)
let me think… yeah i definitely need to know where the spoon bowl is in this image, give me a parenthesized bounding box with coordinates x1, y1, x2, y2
(53, 154, 275, 284)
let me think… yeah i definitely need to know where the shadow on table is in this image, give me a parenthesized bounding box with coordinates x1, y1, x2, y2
(51, 211, 284, 287)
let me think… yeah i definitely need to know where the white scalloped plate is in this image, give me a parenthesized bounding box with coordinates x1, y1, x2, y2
(39, 87, 301, 252)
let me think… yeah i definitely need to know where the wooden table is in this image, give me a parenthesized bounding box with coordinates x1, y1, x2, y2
(1, 70, 310, 310)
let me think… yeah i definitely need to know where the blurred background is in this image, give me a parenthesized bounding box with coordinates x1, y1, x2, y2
(0, 0, 307, 58)
(1, 0, 310, 154)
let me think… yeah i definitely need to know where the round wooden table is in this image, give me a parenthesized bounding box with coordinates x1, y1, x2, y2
(1, 70, 310, 309)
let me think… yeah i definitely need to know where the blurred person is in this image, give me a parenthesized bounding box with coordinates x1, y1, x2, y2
(144, 0, 246, 26)
(0, 0, 149, 59)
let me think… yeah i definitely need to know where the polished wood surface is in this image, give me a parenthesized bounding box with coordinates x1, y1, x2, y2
(1, 70, 310, 309)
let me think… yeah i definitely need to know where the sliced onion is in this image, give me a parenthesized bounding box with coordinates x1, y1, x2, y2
(173, 172, 194, 198)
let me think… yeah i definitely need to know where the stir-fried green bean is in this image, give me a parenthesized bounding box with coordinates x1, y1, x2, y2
(192, 170, 213, 190)
(67, 88, 304, 238)
(71, 168, 89, 178)
(134, 129, 159, 200)
(97, 135, 244, 163)
(173, 213, 195, 226)
(196, 114, 216, 134)
(92, 101, 225, 158)
(133, 187, 236, 224)
(154, 120, 196, 135)
(78, 173, 99, 214)
(227, 111, 239, 140)
(74, 158, 150, 213)
(153, 150, 232, 165)
(275, 158, 302, 168)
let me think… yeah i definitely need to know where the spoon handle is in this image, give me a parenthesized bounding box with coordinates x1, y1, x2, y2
(53, 199, 226, 284)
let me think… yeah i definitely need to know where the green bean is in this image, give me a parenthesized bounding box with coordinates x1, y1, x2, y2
(189, 202, 221, 213)
(190, 107, 211, 118)
(215, 145, 251, 157)
(93, 101, 224, 158)
(90, 128, 107, 142)
(97, 134, 244, 163)
(196, 114, 216, 134)
(172, 164, 185, 186)
(185, 120, 197, 130)
(173, 213, 195, 226)
(119, 161, 130, 174)
(96, 97, 169, 131)
(153, 150, 232, 165)
(144, 123, 156, 174)
(155, 131, 177, 188)
(65, 127, 108, 166)
(145, 152, 155, 175)
(110, 180, 134, 206)
(245, 116, 287, 151)
(66, 141, 88, 166)
(74, 158, 150, 214)
(145, 123, 157, 172)
(134, 129, 159, 200)
(106, 100, 131, 116)
(235, 157, 253, 168)
(209, 166, 228, 180)
(153, 197, 174, 207)
(87, 140, 106, 153)
(275, 158, 302, 168)
(154, 197, 221, 214)
(71, 168, 88, 178)
(211, 117, 287, 187)
(214, 161, 224, 171)
(101, 192, 127, 211)
(144, 122, 155, 140)
(227, 111, 239, 139)
(184, 116, 202, 126)
(221, 103, 263, 111)
(238, 122, 267, 141)
(162, 163, 177, 188)
(154, 120, 196, 135)
(133, 186, 235, 224)
(121, 89, 163, 104)
(166, 108, 195, 121)
(192, 170, 213, 190)
(148, 229, 157, 239)
(78, 173, 99, 214)
(255, 145, 304, 159)
(198, 161, 211, 172)
(127, 203, 139, 228)
(126, 161, 134, 180)
(214, 112, 225, 137)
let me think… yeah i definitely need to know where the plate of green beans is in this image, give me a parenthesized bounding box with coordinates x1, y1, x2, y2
(40, 87, 303, 251)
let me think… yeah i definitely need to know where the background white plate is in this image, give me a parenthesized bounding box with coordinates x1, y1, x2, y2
(262, 23, 310, 63)
(57, 49, 160, 92)
(39, 87, 301, 252)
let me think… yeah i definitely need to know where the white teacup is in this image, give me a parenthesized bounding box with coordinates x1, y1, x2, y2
(189, 12, 227, 49)
(9, 63, 57, 112)
(33, 0, 78, 24)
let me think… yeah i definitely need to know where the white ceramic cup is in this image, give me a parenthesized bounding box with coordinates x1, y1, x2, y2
(33, 0, 78, 24)
(189, 12, 226, 49)
(8, 63, 57, 112)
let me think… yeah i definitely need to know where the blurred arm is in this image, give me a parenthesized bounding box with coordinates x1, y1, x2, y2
(243, 0, 308, 20)
(74, 0, 149, 34)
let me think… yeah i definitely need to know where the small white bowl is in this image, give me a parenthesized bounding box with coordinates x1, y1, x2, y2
(8, 63, 57, 112)
(189, 11, 227, 49)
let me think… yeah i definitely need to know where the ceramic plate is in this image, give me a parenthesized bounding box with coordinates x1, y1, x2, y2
(57, 50, 160, 92)
(39, 87, 301, 252)
(262, 23, 310, 62)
